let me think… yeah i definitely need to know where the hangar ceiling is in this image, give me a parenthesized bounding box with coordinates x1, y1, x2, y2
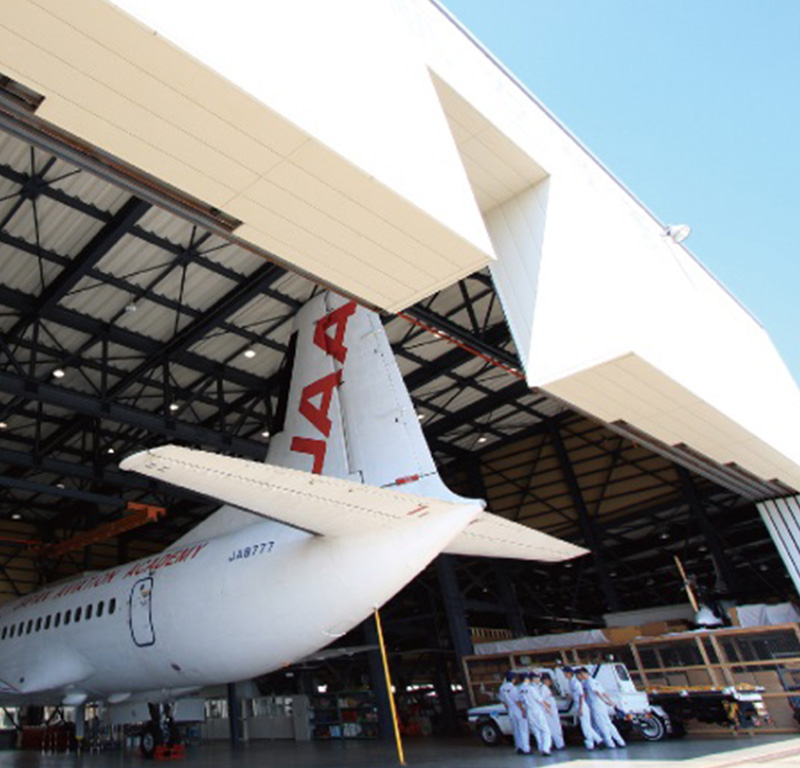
(0, 111, 786, 626)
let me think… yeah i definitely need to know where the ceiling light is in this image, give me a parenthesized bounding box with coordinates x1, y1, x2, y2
(52, 368, 66, 379)
(168, 403, 179, 412)
(0, 422, 7, 430)
(417, 413, 425, 421)
(106, 447, 115, 455)
(261, 429, 270, 438)
(243, 348, 257, 359)
(124, 302, 138, 313)
(477, 436, 488, 444)
(659, 532, 670, 540)
(11, 513, 21, 521)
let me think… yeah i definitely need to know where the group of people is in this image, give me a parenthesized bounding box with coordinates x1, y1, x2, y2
(498, 666, 626, 756)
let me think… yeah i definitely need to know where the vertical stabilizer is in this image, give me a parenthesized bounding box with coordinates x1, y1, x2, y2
(267, 293, 471, 503)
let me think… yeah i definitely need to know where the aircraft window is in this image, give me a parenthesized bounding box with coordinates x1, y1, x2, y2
(1, 627, 6, 640)
(17, 622, 23, 636)
(26, 620, 33, 634)
(35, 618, 42, 632)
(97, 601, 104, 618)
(54, 612, 61, 628)
(86, 604, 93, 620)
(64, 609, 71, 625)
(44, 615, 51, 630)
(9, 625, 14, 638)
(75, 607, 82, 623)
(109, 598, 116, 615)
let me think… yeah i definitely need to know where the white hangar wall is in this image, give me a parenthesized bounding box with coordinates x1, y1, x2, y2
(401, 0, 800, 492)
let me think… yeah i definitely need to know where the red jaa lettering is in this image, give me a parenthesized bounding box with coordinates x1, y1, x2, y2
(290, 437, 327, 474)
(313, 301, 356, 363)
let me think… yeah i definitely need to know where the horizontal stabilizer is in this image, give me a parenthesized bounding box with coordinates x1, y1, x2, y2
(121, 446, 585, 562)
(121, 446, 479, 537)
(444, 513, 586, 562)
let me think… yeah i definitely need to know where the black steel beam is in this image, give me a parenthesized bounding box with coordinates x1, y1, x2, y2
(0, 367, 265, 459)
(404, 305, 520, 370)
(28, 197, 150, 319)
(397, 322, 514, 393)
(549, 423, 621, 612)
(678, 466, 741, 596)
(423, 379, 530, 440)
(0, 284, 268, 392)
(0, 474, 127, 509)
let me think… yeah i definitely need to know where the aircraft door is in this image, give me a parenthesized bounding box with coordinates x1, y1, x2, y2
(129, 577, 155, 647)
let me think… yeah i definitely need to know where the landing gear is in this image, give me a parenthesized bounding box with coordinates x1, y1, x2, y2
(141, 704, 182, 760)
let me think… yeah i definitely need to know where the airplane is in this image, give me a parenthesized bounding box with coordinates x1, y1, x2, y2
(0, 292, 586, 755)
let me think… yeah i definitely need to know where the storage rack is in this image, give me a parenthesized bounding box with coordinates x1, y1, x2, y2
(309, 690, 378, 740)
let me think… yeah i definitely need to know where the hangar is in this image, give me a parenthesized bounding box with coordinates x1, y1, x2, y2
(0, 0, 798, 761)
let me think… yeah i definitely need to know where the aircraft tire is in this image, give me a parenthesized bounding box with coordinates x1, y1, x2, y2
(141, 723, 159, 760)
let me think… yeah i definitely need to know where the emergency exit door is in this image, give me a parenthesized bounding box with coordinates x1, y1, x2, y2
(129, 577, 155, 647)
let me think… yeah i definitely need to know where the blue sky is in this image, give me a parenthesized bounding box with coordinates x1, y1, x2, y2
(441, 0, 800, 383)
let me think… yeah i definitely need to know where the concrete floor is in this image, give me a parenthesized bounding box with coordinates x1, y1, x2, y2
(0, 736, 799, 768)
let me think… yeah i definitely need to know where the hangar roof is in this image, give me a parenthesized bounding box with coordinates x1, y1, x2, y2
(0, 118, 784, 617)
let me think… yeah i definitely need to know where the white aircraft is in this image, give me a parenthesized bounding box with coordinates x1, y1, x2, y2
(0, 292, 585, 752)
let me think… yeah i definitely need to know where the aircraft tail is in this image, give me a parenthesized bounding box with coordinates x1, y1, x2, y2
(135, 292, 586, 563)
(266, 292, 467, 503)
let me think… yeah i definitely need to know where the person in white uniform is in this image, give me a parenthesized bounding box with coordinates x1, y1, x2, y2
(578, 667, 626, 748)
(498, 671, 530, 754)
(563, 667, 601, 750)
(519, 671, 552, 756)
(540, 672, 565, 750)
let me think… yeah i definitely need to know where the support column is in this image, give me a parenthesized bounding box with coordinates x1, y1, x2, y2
(678, 467, 740, 597)
(493, 562, 527, 637)
(550, 424, 621, 612)
(226, 683, 240, 749)
(436, 554, 473, 661)
(74, 704, 85, 747)
(363, 619, 395, 741)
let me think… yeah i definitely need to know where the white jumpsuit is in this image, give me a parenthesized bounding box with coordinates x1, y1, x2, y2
(498, 680, 530, 753)
(520, 681, 552, 755)
(541, 683, 565, 749)
(568, 675, 601, 749)
(583, 677, 626, 748)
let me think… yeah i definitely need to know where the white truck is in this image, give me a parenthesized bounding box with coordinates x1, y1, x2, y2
(468, 663, 671, 746)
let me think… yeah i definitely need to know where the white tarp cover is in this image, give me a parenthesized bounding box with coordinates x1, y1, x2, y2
(474, 629, 609, 656)
(732, 603, 800, 628)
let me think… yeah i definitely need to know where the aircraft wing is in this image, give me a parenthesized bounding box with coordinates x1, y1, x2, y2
(121, 446, 585, 562)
